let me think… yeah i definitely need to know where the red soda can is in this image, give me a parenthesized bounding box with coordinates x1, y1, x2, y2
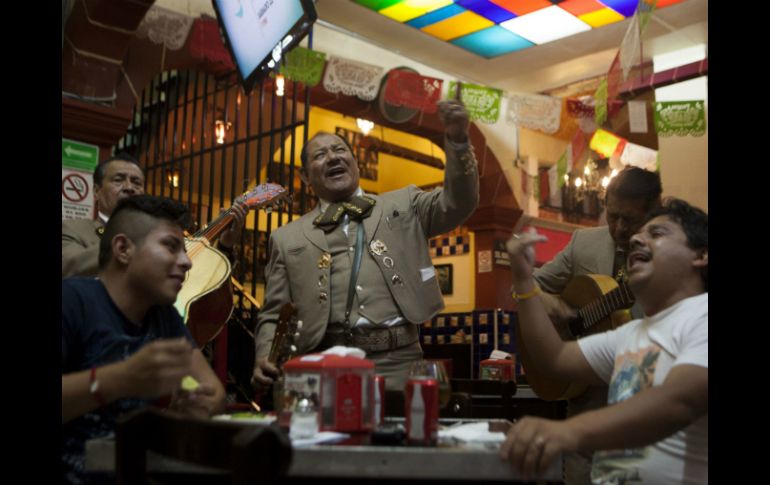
(373, 375, 385, 426)
(404, 377, 438, 445)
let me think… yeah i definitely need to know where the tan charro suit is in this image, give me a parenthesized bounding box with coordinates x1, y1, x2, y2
(62, 218, 104, 278)
(255, 139, 479, 360)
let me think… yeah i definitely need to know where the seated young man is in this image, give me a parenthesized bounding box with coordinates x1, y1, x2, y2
(502, 198, 707, 484)
(61, 195, 225, 484)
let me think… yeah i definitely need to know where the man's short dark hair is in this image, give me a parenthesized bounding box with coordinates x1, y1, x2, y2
(606, 166, 662, 209)
(93, 152, 142, 187)
(300, 132, 355, 169)
(98, 195, 191, 269)
(648, 197, 708, 292)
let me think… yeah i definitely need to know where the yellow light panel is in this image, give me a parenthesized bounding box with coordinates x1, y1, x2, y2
(379, 0, 453, 22)
(578, 8, 625, 28)
(421, 11, 495, 41)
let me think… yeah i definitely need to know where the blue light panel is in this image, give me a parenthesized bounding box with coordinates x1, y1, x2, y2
(450, 25, 534, 58)
(406, 3, 467, 28)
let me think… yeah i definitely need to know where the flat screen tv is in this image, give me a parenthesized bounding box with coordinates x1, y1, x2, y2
(211, 0, 317, 93)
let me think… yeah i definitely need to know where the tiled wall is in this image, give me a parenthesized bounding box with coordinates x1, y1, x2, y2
(420, 309, 519, 379)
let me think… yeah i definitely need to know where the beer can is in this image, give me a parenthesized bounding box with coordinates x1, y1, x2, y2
(373, 375, 385, 426)
(404, 377, 438, 445)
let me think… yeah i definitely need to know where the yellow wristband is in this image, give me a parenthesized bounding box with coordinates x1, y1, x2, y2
(512, 285, 540, 302)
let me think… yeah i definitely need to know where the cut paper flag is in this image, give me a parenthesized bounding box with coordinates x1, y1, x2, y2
(322, 56, 384, 101)
(620, 141, 658, 171)
(448, 81, 502, 124)
(590, 128, 626, 158)
(628, 100, 648, 133)
(619, 14, 641, 81)
(654, 101, 707, 137)
(384, 69, 443, 113)
(506, 93, 561, 134)
(279, 47, 327, 87)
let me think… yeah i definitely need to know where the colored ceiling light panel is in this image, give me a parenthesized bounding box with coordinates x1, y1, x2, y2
(456, 0, 517, 23)
(598, 0, 639, 17)
(490, 0, 551, 16)
(354, 0, 402, 10)
(578, 7, 625, 27)
(379, 0, 454, 22)
(421, 10, 495, 41)
(557, 0, 606, 16)
(407, 4, 466, 28)
(500, 6, 590, 44)
(353, 0, 686, 58)
(451, 25, 534, 57)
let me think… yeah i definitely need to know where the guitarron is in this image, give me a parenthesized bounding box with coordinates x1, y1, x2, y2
(516, 274, 634, 401)
(174, 183, 288, 347)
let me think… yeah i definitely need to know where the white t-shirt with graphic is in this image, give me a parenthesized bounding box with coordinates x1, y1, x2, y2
(578, 292, 708, 484)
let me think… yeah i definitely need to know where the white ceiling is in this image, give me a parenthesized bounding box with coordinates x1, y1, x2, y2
(159, 0, 707, 94)
(315, 0, 708, 94)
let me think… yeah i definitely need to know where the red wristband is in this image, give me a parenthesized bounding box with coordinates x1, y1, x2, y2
(89, 367, 108, 407)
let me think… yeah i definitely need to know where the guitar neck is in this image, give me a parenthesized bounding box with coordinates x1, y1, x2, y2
(194, 207, 237, 243)
(577, 282, 634, 331)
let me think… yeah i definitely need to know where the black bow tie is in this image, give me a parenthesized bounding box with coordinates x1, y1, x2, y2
(313, 195, 376, 233)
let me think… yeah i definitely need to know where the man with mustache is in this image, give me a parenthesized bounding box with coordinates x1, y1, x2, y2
(501, 198, 707, 484)
(62, 153, 245, 278)
(251, 99, 479, 391)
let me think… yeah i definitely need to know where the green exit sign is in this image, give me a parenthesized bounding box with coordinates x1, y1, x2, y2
(62, 138, 99, 171)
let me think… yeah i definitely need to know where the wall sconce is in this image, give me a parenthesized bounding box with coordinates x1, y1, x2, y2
(166, 169, 182, 188)
(561, 158, 612, 221)
(356, 118, 374, 136)
(275, 74, 285, 97)
(215, 119, 232, 145)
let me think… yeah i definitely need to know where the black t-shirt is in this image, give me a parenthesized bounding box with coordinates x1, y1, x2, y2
(61, 277, 193, 484)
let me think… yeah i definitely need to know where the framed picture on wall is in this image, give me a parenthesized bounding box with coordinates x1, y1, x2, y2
(435, 264, 453, 295)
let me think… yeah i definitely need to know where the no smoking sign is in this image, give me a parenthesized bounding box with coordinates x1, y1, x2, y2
(62, 172, 89, 202)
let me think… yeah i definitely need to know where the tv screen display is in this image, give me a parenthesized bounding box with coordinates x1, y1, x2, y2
(212, 0, 317, 93)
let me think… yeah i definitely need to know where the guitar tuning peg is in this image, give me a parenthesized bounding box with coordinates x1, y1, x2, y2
(290, 345, 297, 352)
(294, 332, 300, 338)
(296, 320, 303, 329)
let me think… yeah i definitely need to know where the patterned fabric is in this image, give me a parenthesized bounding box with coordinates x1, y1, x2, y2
(312, 195, 376, 232)
(448, 81, 502, 124)
(654, 101, 707, 137)
(505, 92, 562, 134)
(136, 5, 194, 50)
(322, 56, 384, 101)
(383, 69, 443, 113)
(279, 47, 327, 87)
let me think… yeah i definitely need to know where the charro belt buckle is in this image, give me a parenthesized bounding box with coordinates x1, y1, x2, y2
(387, 327, 398, 351)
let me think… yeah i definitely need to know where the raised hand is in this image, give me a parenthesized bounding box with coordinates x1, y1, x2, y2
(437, 99, 470, 143)
(506, 227, 548, 286)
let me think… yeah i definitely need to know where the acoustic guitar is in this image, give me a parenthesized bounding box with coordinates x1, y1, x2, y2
(174, 183, 288, 347)
(267, 303, 302, 414)
(516, 274, 635, 401)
